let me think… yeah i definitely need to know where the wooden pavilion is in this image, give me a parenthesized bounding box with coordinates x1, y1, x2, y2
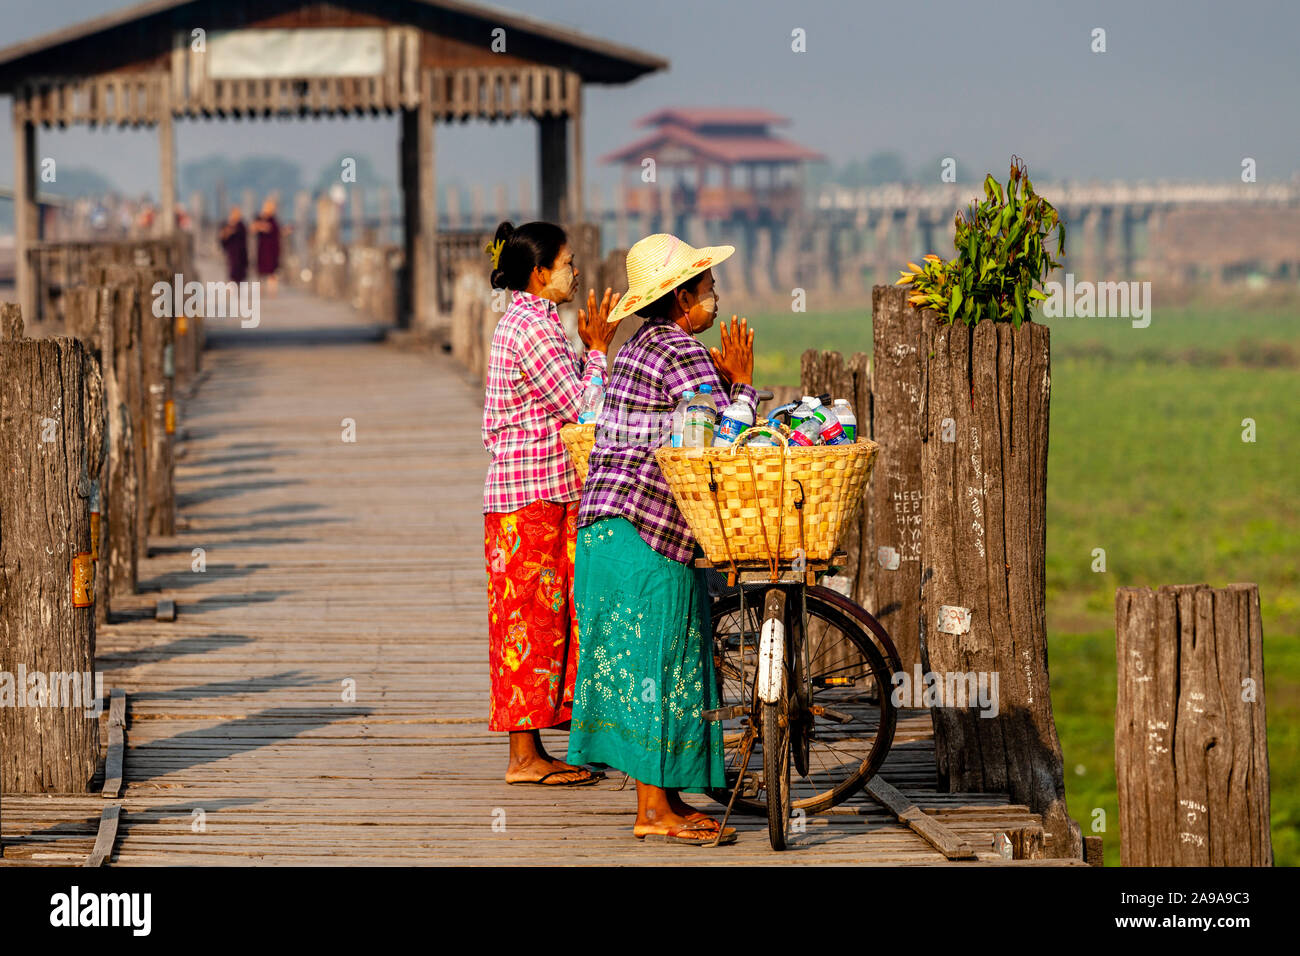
(602, 108, 823, 223)
(0, 0, 666, 327)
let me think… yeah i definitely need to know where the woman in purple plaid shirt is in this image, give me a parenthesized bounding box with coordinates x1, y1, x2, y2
(482, 221, 623, 787)
(568, 234, 755, 846)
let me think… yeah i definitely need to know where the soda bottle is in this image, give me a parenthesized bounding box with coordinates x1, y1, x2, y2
(681, 384, 718, 447)
(788, 415, 823, 446)
(713, 393, 756, 446)
(833, 399, 858, 442)
(670, 388, 696, 447)
(577, 371, 605, 424)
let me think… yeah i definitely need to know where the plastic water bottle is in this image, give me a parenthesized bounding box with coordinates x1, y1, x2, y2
(670, 388, 696, 447)
(833, 399, 858, 442)
(746, 416, 781, 446)
(791, 395, 817, 429)
(681, 384, 718, 447)
(713, 393, 755, 446)
(788, 407, 824, 446)
(809, 398, 849, 445)
(577, 371, 605, 424)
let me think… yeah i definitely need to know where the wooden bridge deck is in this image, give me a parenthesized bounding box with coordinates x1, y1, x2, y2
(0, 284, 1084, 866)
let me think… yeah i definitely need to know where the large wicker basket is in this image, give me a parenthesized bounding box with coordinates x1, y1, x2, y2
(560, 423, 597, 484)
(655, 427, 879, 568)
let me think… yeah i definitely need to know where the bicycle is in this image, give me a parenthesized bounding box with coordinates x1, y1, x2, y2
(700, 553, 901, 850)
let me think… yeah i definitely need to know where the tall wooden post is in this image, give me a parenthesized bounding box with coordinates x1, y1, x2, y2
(569, 77, 584, 223)
(920, 318, 1079, 859)
(1116, 584, 1272, 866)
(869, 285, 925, 673)
(12, 95, 39, 327)
(0, 306, 101, 793)
(539, 115, 569, 223)
(158, 82, 176, 236)
(101, 284, 141, 599)
(400, 75, 436, 329)
(140, 270, 175, 537)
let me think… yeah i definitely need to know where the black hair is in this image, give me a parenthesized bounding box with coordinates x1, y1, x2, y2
(489, 220, 568, 291)
(637, 271, 705, 319)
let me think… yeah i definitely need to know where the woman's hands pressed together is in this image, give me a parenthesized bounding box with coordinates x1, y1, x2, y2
(709, 316, 754, 387)
(578, 287, 622, 353)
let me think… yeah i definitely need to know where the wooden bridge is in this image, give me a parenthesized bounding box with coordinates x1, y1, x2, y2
(0, 278, 1086, 867)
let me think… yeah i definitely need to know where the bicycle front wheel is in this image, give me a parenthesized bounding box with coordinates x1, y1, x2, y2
(708, 590, 897, 815)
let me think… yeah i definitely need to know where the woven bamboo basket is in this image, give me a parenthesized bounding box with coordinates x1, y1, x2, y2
(560, 423, 597, 485)
(655, 426, 879, 568)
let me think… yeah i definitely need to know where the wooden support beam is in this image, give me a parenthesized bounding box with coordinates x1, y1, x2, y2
(12, 97, 38, 326)
(399, 74, 437, 330)
(538, 114, 569, 223)
(158, 78, 176, 236)
(569, 76, 584, 222)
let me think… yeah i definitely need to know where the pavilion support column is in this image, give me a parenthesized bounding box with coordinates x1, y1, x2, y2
(12, 99, 38, 328)
(569, 80, 584, 223)
(158, 84, 176, 237)
(539, 114, 569, 224)
(400, 84, 437, 330)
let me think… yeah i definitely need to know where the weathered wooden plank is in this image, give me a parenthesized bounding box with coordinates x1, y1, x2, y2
(85, 804, 121, 867)
(865, 775, 976, 860)
(102, 689, 127, 799)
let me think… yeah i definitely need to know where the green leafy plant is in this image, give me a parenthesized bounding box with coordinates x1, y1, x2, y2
(897, 157, 1065, 328)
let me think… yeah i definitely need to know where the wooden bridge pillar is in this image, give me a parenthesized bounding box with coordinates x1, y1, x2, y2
(538, 114, 570, 223)
(0, 306, 101, 793)
(1115, 584, 1272, 866)
(11, 105, 39, 328)
(399, 85, 436, 330)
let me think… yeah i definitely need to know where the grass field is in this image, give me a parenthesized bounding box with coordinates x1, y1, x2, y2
(703, 302, 1300, 865)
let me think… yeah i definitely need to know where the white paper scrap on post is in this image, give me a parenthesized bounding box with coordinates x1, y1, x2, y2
(937, 605, 972, 636)
(877, 546, 900, 570)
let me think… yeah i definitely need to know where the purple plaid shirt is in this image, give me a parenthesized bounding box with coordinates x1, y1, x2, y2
(578, 316, 756, 564)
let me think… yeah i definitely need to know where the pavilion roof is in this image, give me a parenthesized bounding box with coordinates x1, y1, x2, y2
(601, 122, 824, 166)
(0, 0, 667, 91)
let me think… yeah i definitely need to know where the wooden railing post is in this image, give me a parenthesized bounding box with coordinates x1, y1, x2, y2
(0, 304, 101, 793)
(139, 268, 176, 537)
(1115, 583, 1272, 866)
(869, 285, 926, 673)
(800, 348, 873, 610)
(101, 284, 143, 598)
(919, 316, 1080, 859)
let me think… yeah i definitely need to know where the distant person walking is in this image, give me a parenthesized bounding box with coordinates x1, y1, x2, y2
(252, 197, 283, 295)
(219, 207, 248, 283)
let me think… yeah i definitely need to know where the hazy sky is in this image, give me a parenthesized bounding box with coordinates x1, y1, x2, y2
(2, 0, 1298, 200)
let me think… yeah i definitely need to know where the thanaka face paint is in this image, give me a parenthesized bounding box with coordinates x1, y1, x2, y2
(541, 263, 576, 302)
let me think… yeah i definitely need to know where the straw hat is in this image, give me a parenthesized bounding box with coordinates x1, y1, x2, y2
(606, 233, 734, 323)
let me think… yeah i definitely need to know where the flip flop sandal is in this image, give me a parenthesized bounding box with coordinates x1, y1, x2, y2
(507, 769, 602, 787)
(636, 822, 738, 846)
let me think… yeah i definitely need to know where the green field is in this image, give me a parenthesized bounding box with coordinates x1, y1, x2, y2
(704, 303, 1300, 865)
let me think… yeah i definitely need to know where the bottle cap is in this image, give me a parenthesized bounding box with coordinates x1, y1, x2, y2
(700, 384, 713, 393)
(683, 388, 695, 398)
(801, 395, 816, 404)
(806, 395, 822, 408)
(834, 399, 848, 406)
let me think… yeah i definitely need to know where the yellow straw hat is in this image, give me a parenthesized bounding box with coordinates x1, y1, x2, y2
(606, 233, 735, 323)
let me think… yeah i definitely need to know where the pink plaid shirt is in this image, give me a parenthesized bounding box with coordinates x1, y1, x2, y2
(482, 290, 606, 514)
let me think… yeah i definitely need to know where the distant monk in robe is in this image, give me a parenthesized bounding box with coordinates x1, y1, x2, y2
(219, 207, 248, 284)
(252, 197, 283, 295)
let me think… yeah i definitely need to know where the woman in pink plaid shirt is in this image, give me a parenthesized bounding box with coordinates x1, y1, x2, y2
(482, 220, 622, 786)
